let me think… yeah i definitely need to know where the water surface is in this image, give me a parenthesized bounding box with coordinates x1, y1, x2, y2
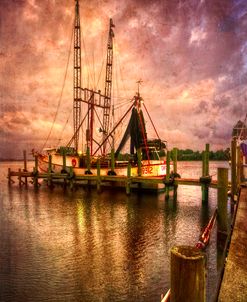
(0, 161, 229, 302)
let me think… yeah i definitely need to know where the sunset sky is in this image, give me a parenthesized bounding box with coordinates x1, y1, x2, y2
(0, 0, 246, 158)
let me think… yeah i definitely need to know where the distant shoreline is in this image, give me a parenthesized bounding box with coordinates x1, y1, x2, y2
(0, 159, 34, 162)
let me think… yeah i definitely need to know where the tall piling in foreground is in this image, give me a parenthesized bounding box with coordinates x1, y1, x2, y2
(217, 167, 228, 234)
(231, 138, 237, 198)
(171, 245, 206, 302)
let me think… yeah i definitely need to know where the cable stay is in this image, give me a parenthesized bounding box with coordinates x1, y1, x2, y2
(41, 20, 74, 151)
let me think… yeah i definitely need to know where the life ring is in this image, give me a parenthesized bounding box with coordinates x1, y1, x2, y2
(71, 158, 77, 167)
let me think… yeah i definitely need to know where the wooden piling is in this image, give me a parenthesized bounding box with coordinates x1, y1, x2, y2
(172, 148, 178, 174)
(137, 148, 142, 176)
(97, 159, 101, 192)
(23, 150, 27, 172)
(33, 155, 39, 188)
(23, 150, 28, 186)
(202, 151, 206, 177)
(48, 155, 52, 173)
(171, 148, 178, 199)
(165, 151, 171, 200)
(126, 161, 131, 195)
(47, 155, 53, 187)
(111, 148, 115, 173)
(62, 150, 66, 172)
(7, 168, 13, 184)
(86, 146, 91, 173)
(18, 168, 22, 186)
(231, 138, 237, 198)
(201, 144, 210, 203)
(69, 167, 74, 190)
(205, 143, 209, 176)
(170, 245, 206, 302)
(35, 155, 38, 172)
(202, 144, 209, 177)
(217, 167, 228, 233)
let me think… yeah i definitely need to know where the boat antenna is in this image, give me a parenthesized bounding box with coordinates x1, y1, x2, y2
(73, 0, 82, 152)
(102, 18, 115, 155)
(137, 79, 143, 96)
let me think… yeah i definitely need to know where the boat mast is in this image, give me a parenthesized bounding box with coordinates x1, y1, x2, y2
(102, 19, 115, 155)
(73, 0, 82, 152)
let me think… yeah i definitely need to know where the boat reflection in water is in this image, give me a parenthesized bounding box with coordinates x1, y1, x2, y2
(0, 161, 229, 302)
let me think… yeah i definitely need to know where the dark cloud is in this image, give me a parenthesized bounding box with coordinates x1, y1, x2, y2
(194, 100, 209, 114)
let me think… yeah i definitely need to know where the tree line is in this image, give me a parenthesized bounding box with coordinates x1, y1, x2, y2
(166, 148, 230, 161)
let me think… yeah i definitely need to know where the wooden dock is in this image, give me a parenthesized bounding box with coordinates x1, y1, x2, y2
(8, 145, 221, 197)
(7, 168, 221, 192)
(218, 186, 247, 301)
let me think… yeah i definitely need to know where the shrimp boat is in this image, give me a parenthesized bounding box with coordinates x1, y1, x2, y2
(35, 0, 170, 179)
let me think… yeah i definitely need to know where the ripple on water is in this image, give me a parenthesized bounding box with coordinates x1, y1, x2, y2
(0, 161, 229, 302)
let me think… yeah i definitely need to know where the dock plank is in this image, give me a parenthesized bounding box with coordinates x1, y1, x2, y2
(218, 187, 247, 302)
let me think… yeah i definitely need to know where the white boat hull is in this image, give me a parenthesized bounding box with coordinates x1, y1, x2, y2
(37, 154, 170, 177)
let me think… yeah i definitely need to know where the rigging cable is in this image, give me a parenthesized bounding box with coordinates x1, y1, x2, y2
(55, 108, 73, 148)
(81, 29, 94, 88)
(41, 20, 74, 151)
(142, 102, 160, 140)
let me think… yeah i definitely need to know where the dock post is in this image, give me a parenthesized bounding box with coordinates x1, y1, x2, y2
(23, 150, 27, 171)
(97, 159, 101, 192)
(47, 154, 53, 187)
(110, 148, 115, 174)
(137, 148, 142, 176)
(85, 146, 92, 174)
(172, 148, 178, 198)
(33, 155, 39, 188)
(171, 245, 206, 302)
(205, 143, 209, 176)
(48, 155, 52, 173)
(18, 168, 22, 186)
(172, 148, 178, 174)
(126, 161, 131, 195)
(23, 150, 28, 186)
(231, 138, 237, 199)
(217, 167, 228, 234)
(69, 167, 74, 190)
(165, 151, 171, 200)
(201, 144, 210, 203)
(62, 150, 66, 172)
(7, 168, 12, 185)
